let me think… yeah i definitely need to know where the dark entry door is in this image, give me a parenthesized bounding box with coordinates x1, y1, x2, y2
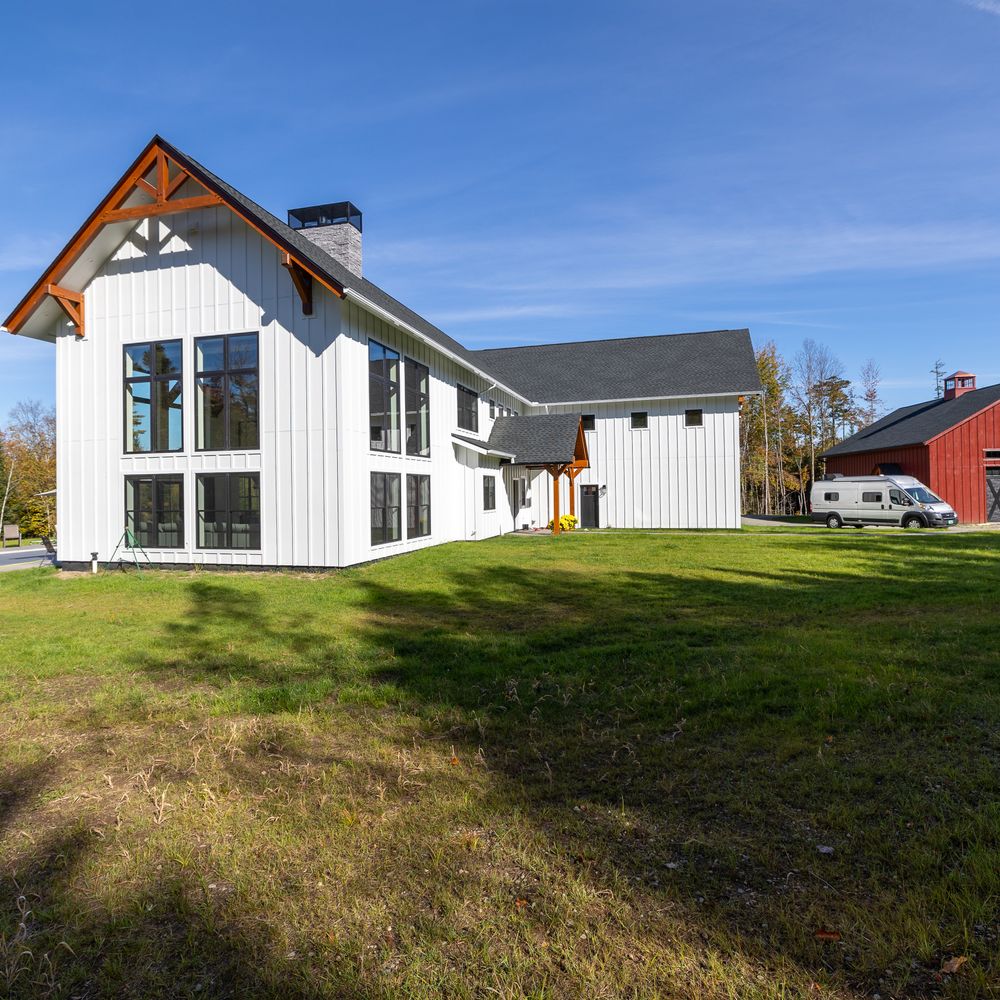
(987, 468, 1000, 523)
(580, 485, 600, 528)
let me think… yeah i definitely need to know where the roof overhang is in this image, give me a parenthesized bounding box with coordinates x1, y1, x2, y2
(4, 135, 346, 342)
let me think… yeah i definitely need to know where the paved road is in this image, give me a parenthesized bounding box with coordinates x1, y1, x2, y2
(0, 545, 54, 573)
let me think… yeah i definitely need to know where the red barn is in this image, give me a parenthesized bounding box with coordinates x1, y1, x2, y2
(822, 372, 1000, 524)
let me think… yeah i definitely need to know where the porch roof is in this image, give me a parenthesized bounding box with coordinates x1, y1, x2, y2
(486, 414, 588, 467)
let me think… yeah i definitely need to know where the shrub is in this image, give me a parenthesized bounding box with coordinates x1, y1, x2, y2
(546, 514, 579, 532)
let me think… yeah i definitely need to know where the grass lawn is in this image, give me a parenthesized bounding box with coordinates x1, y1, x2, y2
(1, 531, 998, 999)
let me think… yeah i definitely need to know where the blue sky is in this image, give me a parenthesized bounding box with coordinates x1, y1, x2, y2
(2, 0, 1000, 416)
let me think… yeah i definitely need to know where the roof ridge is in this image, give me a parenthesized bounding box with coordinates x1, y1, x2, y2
(472, 329, 748, 354)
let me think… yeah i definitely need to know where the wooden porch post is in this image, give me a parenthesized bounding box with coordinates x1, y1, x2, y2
(552, 467, 561, 534)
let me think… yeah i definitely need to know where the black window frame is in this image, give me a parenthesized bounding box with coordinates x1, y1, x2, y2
(457, 385, 479, 433)
(630, 411, 648, 430)
(195, 472, 262, 550)
(581, 414, 596, 432)
(685, 409, 704, 428)
(194, 332, 260, 452)
(406, 474, 431, 539)
(124, 474, 185, 549)
(123, 340, 184, 455)
(483, 475, 496, 511)
(404, 357, 430, 458)
(824, 492, 840, 502)
(371, 472, 402, 546)
(369, 339, 401, 454)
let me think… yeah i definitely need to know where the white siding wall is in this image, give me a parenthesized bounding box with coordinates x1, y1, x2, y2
(51, 206, 743, 568)
(531, 398, 742, 529)
(55, 208, 343, 567)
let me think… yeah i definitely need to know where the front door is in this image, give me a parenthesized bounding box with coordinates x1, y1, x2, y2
(580, 485, 600, 528)
(987, 468, 1000, 523)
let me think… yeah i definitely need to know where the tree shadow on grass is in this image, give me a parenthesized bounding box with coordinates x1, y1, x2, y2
(7, 533, 999, 997)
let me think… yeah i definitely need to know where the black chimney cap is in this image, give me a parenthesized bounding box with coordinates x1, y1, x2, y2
(288, 202, 362, 232)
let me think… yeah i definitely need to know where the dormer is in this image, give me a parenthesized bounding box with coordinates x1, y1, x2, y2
(943, 371, 976, 401)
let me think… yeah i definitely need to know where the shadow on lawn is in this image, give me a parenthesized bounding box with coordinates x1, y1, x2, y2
(4, 533, 999, 997)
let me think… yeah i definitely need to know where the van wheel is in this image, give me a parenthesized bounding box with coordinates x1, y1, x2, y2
(826, 513, 843, 529)
(902, 515, 924, 530)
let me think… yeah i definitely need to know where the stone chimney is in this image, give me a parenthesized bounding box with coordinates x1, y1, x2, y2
(943, 371, 976, 401)
(288, 202, 362, 278)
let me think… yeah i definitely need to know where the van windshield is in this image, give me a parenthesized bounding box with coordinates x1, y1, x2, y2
(906, 486, 942, 504)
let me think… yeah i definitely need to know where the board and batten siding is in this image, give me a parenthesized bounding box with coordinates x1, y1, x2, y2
(335, 300, 522, 565)
(532, 398, 742, 529)
(54, 207, 343, 567)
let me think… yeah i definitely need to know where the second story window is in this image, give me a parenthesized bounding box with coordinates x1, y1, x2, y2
(457, 385, 478, 433)
(195, 333, 259, 450)
(124, 341, 182, 453)
(369, 340, 400, 452)
(405, 358, 430, 457)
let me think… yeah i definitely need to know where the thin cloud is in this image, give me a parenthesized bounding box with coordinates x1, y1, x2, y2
(0, 234, 60, 273)
(960, 0, 1000, 15)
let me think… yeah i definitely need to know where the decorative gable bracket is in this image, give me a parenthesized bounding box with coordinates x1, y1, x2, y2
(280, 253, 313, 316)
(46, 284, 84, 338)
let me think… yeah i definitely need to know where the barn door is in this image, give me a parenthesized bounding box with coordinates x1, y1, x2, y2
(987, 468, 1000, 523)
(580, 485, 600, 528)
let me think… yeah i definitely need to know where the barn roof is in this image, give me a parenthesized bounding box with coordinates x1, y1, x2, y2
(822, 381, 1000, 457)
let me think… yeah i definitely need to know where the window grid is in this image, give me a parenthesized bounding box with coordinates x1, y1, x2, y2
(123, 341, 183, 454)
(195, 333, 259, 451)
(457, 385, 478, 432)
(371, 472, 402, 546)
(369, 340, 401, 453)
(405, 357, 430, 457)
(196, 472, 261, 550)
(406, 474, 431, 538)
(483, 475, 496, 511)
(124, 475, 184, 549)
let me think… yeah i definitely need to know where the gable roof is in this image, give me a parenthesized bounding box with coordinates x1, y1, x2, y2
(472, 329, 760, 404)
(822, 381, 1000, 457)
(5, 137, 760, 408)
(486, 414, 588, 466)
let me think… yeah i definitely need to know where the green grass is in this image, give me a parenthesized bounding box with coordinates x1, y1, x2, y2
(1, 531, 998, 999)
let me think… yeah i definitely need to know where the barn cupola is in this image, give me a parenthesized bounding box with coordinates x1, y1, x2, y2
(943, 371, 977, 401)
(288, 202, 362, 277)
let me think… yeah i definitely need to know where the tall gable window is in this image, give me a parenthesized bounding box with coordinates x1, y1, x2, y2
(125, 475, 183, 548)
(124, 341, 183, 453)
(195, 333, 259, 450)
(457, 386, 478, 432)
(407, 474, 431, 538)
(371, 472, 401, 546)
(196, 473, 261, 549)
(369, 340, 400, 452)
(405, 358, 430, 457)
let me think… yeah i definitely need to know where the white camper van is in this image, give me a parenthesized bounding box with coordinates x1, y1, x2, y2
(810, 475, 959, 529)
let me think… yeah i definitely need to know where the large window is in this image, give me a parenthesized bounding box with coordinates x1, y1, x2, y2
(483, 475, 496, 511)
(124, 475, 184, 548)
(195, 333, 259, 450)
(196, 473, 261, 549)
(407, 474, 431, 538)
(124, 341, 183, 453)
(457, 385, 478, 432)
(369, 340, 401, 452)
(371, 472, 401, 546)
(405, 358, 430, 457)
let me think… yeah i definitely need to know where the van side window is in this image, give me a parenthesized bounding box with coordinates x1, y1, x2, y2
(889, 489, 909, 505)
(824, 492, 839, 502)
(862, 492, 882, 503)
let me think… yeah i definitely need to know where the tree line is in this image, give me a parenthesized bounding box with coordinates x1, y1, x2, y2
(740, 340, 884, 516)
(0, 401, 56, 538)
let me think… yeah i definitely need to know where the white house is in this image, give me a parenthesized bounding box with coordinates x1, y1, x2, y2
(3, 137, 761, 569)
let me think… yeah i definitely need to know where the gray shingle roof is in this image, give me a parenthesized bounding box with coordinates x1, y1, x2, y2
(822, 382, 1000, 457)
(486, 414, 583, 466)
(471, 330, 760, 404)
(162, 138, 760, 407)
